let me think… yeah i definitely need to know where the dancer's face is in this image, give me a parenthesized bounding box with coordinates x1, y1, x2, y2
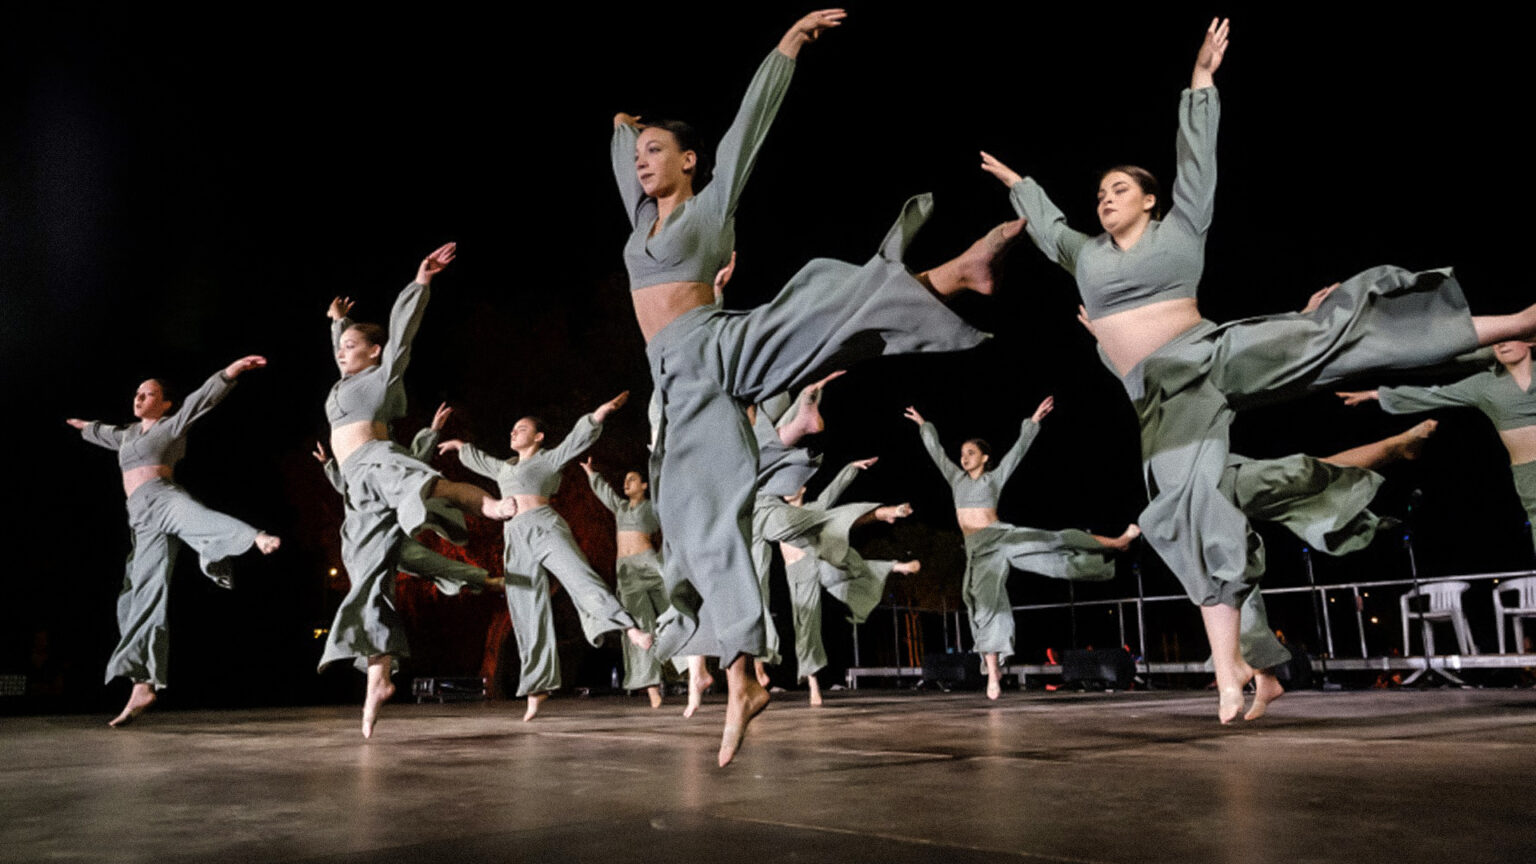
(623, 471, 648, 498)
(959, 442, 989, 474)
(1495, 341, 1532, 365)
(336, 327, 382, 375)
(509, 418, 543, 452)
(132, 380, 172, 421)
(1096, 171, 1156, 235)
(635, 127, 696, 199)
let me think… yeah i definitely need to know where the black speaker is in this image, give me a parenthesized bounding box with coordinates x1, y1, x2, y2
(1060, 648, 1135, 689)
(922, 652, 984, 690)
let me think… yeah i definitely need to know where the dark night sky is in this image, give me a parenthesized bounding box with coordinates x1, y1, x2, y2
(4, 5, 1529, 709)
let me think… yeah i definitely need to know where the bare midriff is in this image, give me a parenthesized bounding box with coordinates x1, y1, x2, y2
(122, 465, 173, 498)
(1500, 425, 1536, 465)
(511, 496, 550, 518)
(331, 420, 390, 465)
(956, 507, 999, 536)
(633, 281, 716, 344)
(1089, 298, 1204, 378)
(616, 529, 654, 558)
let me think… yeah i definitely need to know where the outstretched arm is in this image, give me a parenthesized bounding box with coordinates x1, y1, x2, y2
(584, 459, 625, 514)
(383, 243, 455, 384)
(985, 151, 1089, 276)
(1168, 19, 1227, 235)
(1346, 372, 1490, 415)
(776, 8, 845, 59)
(441, 440, 508, 481)
(71, 418, 125, 451)
(815, 456, 874, 508)
(906, 407, 966, 487)
(166, 358, 263, 438)
(991, 398, 1051, 483)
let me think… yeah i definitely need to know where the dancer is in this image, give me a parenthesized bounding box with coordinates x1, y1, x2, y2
(772, 457, 920, 705)
(315, 402, 497, 596)
(1340, 340, 1536, 551)
(906, 401, 1138, 700)
(614, 8, 1016, 765)
(318, 242, 517, 738)
(981, 18, 1536, 721)
(437, 393, 649, 721)
(582, 459, 668, 708)
(68, 356, 281, 726)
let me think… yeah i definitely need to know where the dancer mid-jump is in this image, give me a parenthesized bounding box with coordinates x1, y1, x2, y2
(906, 400, 1137, 700)
(613, 8, 1019, 765)
(438, 393, 649, 721)
(583, 459, 669, 709)
(982, 18, 1536, 721)
(69, 356, 280, 727)
(318, 243, 517, 738)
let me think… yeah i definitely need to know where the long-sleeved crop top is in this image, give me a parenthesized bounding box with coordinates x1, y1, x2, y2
(1008, 87, 1219, 319)
(325, 282, 427, 429)
(456, 415, 603, 498)
(918, 417, 1040, 510)
(80, 370, 235, 473)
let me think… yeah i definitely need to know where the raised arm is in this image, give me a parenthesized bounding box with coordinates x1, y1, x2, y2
(1168, 19, 1227, 235)
(610, 115, 646, 226)
(165, 357, 264, 438)
(982, 152, 1089, 276)
(990, 400, 1050, 485)
(328, 296, 355, 352)
(906, 407, 966, 487)
(409, 402, 452, 460)
(814, 457, 873, 509)
(584, 462, 626, 515)
(697, 11, 844, 220)
(382, 243, 455, 383)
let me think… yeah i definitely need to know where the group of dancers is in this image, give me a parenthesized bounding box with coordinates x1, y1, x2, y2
(68, 12, 1536, 765)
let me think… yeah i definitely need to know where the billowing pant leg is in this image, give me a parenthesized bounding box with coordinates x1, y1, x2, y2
(532, 513, 637, 645)
(616, 553, 667, 690)
(1130, 266, 1480, 669)
(785, 557, 826, 680)
(158, 491, 259, 587)
(504, 523, 560, 696)
(396, 539, 489, 595)
(319, 515, 409, 674)
(962, 539, 1015, 664)
(106, 527, 175, 687)
(820, 554, 894, 623)
(749, 504, 783, 665)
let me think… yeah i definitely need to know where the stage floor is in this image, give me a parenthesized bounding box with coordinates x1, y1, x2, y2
(3, 688, 1533, 863)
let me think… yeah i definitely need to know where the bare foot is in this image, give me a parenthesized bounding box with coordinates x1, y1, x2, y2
(986, 676, 1001, 701)
(362, 658, 395, 739)
(523, 692, 549, 722)
(647, 686, 663, 709)
(920, 219, 1027, 297)
(255, 532, 281, 555)
(1244, 671, 1285, 721)
(719, 676, 771, 767)
(626, 627, 653, 652)
(1218, 662, 1256, 725)
(875, 503, 913, 524)
(754, 659, 772, 690)
(109, 682, 157, 727)
(777, 386, 829, 446)
(891, 559, 921, 575)
(807, 675, 823, 707)
(485, 496, 519, 521)
(1398, 420, 1439, 460)
(1095, 524, 1142, 552)
(483, 576, 505, 592)
(684, 666, 714, 719)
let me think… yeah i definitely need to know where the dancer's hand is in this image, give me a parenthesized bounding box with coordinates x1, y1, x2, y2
(1076, 304, 1097, 337)
(903, 406, 925, 426)
(1336, 390, 1380, 406)
(979, 151, 1022, 188)
(327, 296, 354, 321)
(579, 457, 596, 477)
(1192, 17, 1230, 90)
(416, 242, 456, 285)
(613, 112, 642, 130)
(224, 355, 267, 378)
(312, 441, 328, 463)
(713, 251, 737, 301)
(779, 8, 846, 58)
(65, 418, 88, 430)
(1301, 283, 1339, 314)
(802, 369, 845, 399)
(594, 390, 631, 423)
(437, 438, 466, 454)
(431, 402, 453, 431)
(1031, 395, 1055, 424)
(851, 457, 879, 470)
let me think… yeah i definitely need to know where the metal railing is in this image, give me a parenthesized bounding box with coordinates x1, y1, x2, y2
(847, 565, 1536, 688)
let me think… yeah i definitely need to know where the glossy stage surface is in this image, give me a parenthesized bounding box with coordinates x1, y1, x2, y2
(4, 688, 1533, 863)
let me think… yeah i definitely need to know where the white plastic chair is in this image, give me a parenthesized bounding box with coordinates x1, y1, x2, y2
(1400, 581, 1477, 655)
(1493, 576, 1536, 654)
